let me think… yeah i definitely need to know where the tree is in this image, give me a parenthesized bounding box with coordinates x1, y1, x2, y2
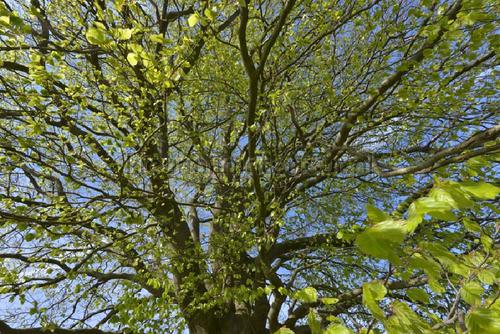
(0, 0, 498, 333)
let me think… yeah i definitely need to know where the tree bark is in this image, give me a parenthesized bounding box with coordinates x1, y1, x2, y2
(187, 310, 267, 334)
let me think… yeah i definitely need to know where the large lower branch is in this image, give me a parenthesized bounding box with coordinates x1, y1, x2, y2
(268, 233, 353, 260)
(0, 321, 125, 334)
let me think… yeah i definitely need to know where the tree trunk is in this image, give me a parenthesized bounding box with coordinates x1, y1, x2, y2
(187, 311, 268, 334)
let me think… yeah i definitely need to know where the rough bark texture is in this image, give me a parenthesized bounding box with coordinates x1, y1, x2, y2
(187, 312, 265, 334)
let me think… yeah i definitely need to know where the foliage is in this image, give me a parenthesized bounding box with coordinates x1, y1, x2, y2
(0, 0, 499, 333)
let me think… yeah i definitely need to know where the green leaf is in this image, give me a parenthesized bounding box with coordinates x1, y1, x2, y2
(149, 34, 164, 43)
(204, 8, 216, 21)
(355, 220, 406, 262)
(0, 15, 10, 26)
(458, 12, 478, 26)
(428, 279, 445, 294)
(460, 281, 484, 306)
(466, 156, 490, 172)
(25, 233, 36, 242)
(362, 280, 387, 319)
(366, 204, 390, 223)
(406, 288, 429, 304)
(481, 234, 493, 251)
(85, 27, 109, 45)
(321, 297, 339, 305)
(364, 281, 387, 300)
(113, 28, 133, 40)
(273, 327, 294, 334)
(406, 202, 423, 233)
(422, 242, 468, 276)
(460, 181, 500, 200)
(32, 122, 43, 135)
(324, 324, 353, 334)
(11, 15, 27, 30)
(440, 182, 475, 209)
(294, 287, 318, 303)
(384, 302, 432, 333)
(127, 52, 139, 66)
(463, 218, 481, 233)
(188, 14, 199, 27)
(408, 253, 441, 280)
(429, 188, 460, 208)
(413, 196, 456, 221)
(466, 308, 500, 334)
(114, 0, 125, 10)
(307, 309, 321, 334)
(477, 270, 496, 285)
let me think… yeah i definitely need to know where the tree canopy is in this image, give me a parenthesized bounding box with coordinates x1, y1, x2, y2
(0, 0, 499, 333)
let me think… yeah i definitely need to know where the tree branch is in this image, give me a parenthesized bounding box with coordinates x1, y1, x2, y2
(0, 321, 125, 334)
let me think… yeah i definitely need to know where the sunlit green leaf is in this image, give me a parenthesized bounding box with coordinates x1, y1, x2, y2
(363, 281, 387, 319)
(274, 327, 294, 334)
(295, 287, 318, 304)
(307, 309, 321, 334)
(324, 324, 353, 334)
(356, 220, 406, 262)
(127, 52, 139, 66)
(460, 281, 484, 306)
(113, 28, 133, 40)
(406, 288, 429, 304)
(85, 27, 109, 45)
(321, 297, 339, 305)
(188, 14, 199, 27)
(466, 308, 500, 334)
(460, 182, 500, 200)
(366, 204, 390, 223)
